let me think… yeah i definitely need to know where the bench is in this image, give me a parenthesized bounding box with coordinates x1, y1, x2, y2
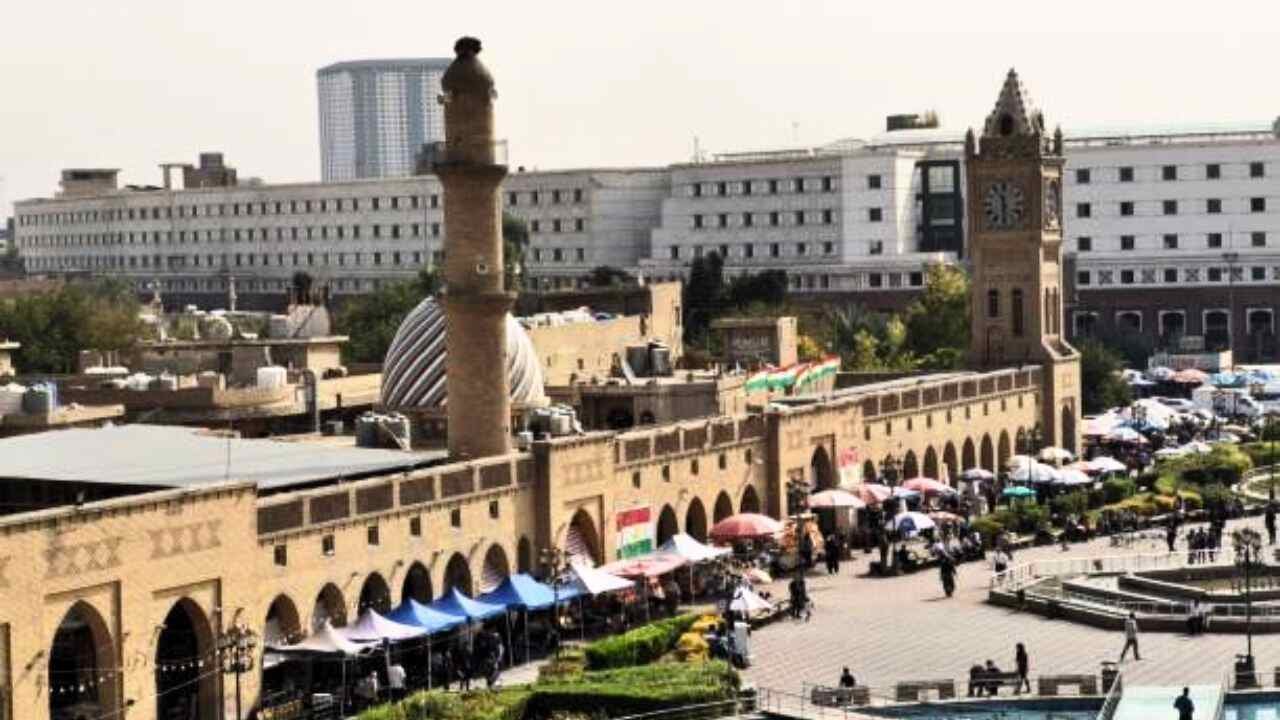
(1038, 673, 1099, 696)
(896, 679, 956, 702)
(966, 672, 1023, 697)
(809, 685, 871, 707)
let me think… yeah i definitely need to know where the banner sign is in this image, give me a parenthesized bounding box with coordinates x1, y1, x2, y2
(615, 506, 653, 559)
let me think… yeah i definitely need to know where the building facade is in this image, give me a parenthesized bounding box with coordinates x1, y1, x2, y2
(317, 59, 450, 181)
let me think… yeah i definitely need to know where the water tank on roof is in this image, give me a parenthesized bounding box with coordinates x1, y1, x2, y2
(626, 345, 650, 377)
(650, 346, 672, 376)
(22, 384, 56, 414)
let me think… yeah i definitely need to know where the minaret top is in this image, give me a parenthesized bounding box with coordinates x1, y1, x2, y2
(982, 68, 1044, 138)
(442, 36, 495, 97)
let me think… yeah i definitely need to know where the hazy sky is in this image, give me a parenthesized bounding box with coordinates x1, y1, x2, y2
(4, 1, 1277, 215)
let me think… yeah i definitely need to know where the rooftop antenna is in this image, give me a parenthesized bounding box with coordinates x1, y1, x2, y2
(692, 136, 702, 163)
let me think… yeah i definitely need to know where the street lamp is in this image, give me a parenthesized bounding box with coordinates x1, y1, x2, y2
(1232, 527, 1262, 688)
(218, 624, 258, 720)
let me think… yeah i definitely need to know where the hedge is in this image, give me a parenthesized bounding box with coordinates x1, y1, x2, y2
(356, 688, 531, 720)
(584, 613, 700, 670)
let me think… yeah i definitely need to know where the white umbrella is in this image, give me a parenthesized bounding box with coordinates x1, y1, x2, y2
(807, 489, 867, 509)
(887, 511, 936, 535)
(729, 585, 774, 618)
(961, 468, 995, 481)
(1038, 446, 1074, 463)
(1154, 447, 1186, 459)
(1011, 462, 1060, 484)
(1055, 468, 1093, 486)
(1107, 427, 1144, 443)
(1008, 455, 1036, 469)
(1088, 457, 1128, 474)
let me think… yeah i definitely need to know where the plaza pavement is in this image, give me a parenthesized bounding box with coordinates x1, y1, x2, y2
(742, 515, 1277, 701)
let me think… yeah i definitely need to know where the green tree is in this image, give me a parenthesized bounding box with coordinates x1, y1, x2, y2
(503, 213, 529, 288)
(682, 251, 725, 343)
(336, 268, 440, 363)
(1077, 338, 1133, 414)
(725, 270, 787, 309)
(904, 264, 969, 367)
(0, 279, 146, 373)
(589, 266, 632, 287)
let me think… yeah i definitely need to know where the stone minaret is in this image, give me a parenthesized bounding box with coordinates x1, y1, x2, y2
(437, 37, 513, 459)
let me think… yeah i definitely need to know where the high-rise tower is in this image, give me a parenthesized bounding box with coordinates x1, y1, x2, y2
(965, 70, 1082, 453)
(435, 37, 514, 460)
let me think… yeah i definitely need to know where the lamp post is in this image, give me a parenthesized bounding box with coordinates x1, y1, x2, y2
(1232, 528, 1261, 688)
(539, 546, 566, 657)
(218, 624, 257, 720)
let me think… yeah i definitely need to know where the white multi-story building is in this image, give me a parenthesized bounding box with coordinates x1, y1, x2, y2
(317, 59, 450, 181)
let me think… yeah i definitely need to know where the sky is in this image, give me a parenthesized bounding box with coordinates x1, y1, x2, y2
(3, 0, 1278, 216)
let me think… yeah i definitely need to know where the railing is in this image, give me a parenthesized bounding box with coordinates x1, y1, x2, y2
(1096, 671, 1123, 720)
(612, 697, 747, 720)
(991, 549, 1239, 592)
(1056, 588, 1280, 618)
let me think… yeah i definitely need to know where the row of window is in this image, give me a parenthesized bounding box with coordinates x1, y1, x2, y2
(1075, 197, 1268, 218)
(26, 249, 432, 271)
(1076, 231, 1268, 252)
(17, 194, 441, 227)
(140, 275, 412, 294)
(666, 240, 839, 260)
(1077, 265, 1279, 286)
(21, 223, 446, 248)
(691, 209, 838, 229)
(531, 247, 586, 263)
(1075, 309, 1275, 337)
(686, 175, 845, 198)
(1074, 161, 1266, 185)
(529, 218, 585, 234)
(505, 187, 584, 206)
(984, 288, 1063, 336)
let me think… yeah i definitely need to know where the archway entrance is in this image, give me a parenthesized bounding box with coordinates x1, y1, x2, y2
(480, 544, 510, 594)
(962, 439, 976, 470)
(402, 562, 433, 604)
(942, 443, 958, 482)
(1016, 427, 1029, 454)
(442, 553, 472, 596)
(713, 492, 734, 523)
(264, 594, 301, 646)
(902, 450, 919, 479)
(517, 537, 533, 574)
(313, 583, 347, 631)
(1204, 310, 1230, 351)
(685, 497, 708, 542)
(358, 573, 392, 614)
(863, 460, 876, 483)
(49, 602, 118, 719)
(155, 599, 217, 720)
(605, 407, 635, 430)
(741, 486, 762, 514)
(998, 431, 1012, 470)
(980, 435, 995, 472)
(809, 446, 834, 491)
(923, 447, 939, 480)
(1062, 405, 1078, 455)
(565, 509, 602, 566)
(656, 505, 679, 547)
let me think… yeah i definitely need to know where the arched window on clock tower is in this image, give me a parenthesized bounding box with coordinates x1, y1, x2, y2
(1012, 289, 1024, 337)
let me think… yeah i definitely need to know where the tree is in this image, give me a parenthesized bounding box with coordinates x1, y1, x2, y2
(335, 268, 440, 364)
(502, 213, 529, 289)
(292, 271, 314, 303)
(1078, 338, 1133, 414)
(682, 251, 725, 343)
(904, 264, 969, 367)
(589, 266, 632, 287)
(725, 270, 787, 309)
(0, 279, 146, 373)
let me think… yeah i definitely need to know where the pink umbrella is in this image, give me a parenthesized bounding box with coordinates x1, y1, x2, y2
(1172, 368, 1208, 384)
(709, 513, 784, 542)
(859, 484, 893, 505)
(808, 489, 867, 509)
(598, 551, 688, 578)
(903, 477, 954, 495)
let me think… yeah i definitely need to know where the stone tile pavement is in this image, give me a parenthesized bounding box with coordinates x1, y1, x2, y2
(742, 515, 1278, 701)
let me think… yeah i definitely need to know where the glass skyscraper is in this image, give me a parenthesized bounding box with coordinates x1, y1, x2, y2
(317, 58, 450, 181)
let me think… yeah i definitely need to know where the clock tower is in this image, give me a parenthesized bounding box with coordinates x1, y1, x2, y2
(965, 69, 1081, 454)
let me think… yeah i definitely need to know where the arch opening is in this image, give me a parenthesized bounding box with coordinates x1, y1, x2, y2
(264, 594, 301, 646)
(923, 447, 940, 480)
(942, 443, 958, 482)
(358, 573, 392, 614)
(997, 430, 1012, 470)
(155, 598, 217, 720)
(685, 497, 708, 542)
(313, 583, 347, 631)
(49, 601, 118, 720)
(442, 553, 473, 596)
(980, 435, 995, 472)
(402, 561, 434, 604)
(809, 446, 834, 491)
(713, 491, 734, 523)
(902, 450, 920, 479)
(656, 505, 679, 547)
(740, 485, 762, 514)
(564, 508, 602, 566)
(480, 544, 510, 594)
(962, 438, 977, 470)
(517, 537, 533, 575)
(1062, 405, 1078, 455)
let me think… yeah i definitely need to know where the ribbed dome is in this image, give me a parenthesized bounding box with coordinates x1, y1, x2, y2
(380, 297, 545, 409)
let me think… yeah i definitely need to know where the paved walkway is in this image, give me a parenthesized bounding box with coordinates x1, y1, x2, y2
(742, 515, 1274, 700)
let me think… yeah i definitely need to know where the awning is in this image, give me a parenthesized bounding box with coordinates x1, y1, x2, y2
(266, 621, 374, 656)
(558, 561, 633, 599)
(387, 599, 467, 634)
(598, 551, 688, 579)
(338, 609, 427, 642)
(729, 585, 775, 618)
(659, 532, 732, 562)
(429, 587, 506, 622)
(477, 573, 557, 611)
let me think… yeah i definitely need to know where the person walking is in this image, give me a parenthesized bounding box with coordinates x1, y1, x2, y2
(1119, 612, 1141, 661)
(940, 556, 957, 598)
(1174, 686, 1195, 720)
(1266, 503, 1276, 546)
(1014, 643, 1031, 695)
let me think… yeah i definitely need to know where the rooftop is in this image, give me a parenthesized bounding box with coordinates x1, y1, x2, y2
(0, 425, 444, 491)
(318, 58, 451, 75)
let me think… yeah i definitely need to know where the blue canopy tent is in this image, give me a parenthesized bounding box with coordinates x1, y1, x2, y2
(386, 599, 466, 690)
(478, 574, 558, 664)
(429, 588, 511, 673)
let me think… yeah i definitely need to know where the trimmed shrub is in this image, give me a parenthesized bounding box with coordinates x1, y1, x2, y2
(1103, 477, 1137, 504)
(526, 660, 739, 719)
(1051, 491, 1089, 518)
(971, 517, 1003, 545)
(584, 613, 700, 670)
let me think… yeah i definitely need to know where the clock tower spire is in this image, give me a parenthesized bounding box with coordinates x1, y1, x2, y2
(966, 69, 1081, 454)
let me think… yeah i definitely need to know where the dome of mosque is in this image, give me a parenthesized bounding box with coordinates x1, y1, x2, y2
(380, 297, 545, 409)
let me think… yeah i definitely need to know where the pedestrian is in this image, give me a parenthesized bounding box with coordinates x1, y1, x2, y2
(1266, 504, 1276, 546)
(940, 556, 957, 598)
(839, 667, 856, 688)
(1119, 612, 1141, 661)
(387, 661, 406, 702)
(992, 547, 1010, 575)
(1174, 686, 1195, 720)
(824, 533, 839, 575)
(1014, 642, 1031, 694)
(1166, 522, 1177, 553)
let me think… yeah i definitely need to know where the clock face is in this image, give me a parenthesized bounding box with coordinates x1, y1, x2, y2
(1043, 179, 1061, 229)
(983, 180, 1025, 230)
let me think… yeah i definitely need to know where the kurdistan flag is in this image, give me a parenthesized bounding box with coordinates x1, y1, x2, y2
(794, 362, 818, 388)
(745, 367, 772, 393)
(767, 364, 800, 390)
(814, 356, 840, 379)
